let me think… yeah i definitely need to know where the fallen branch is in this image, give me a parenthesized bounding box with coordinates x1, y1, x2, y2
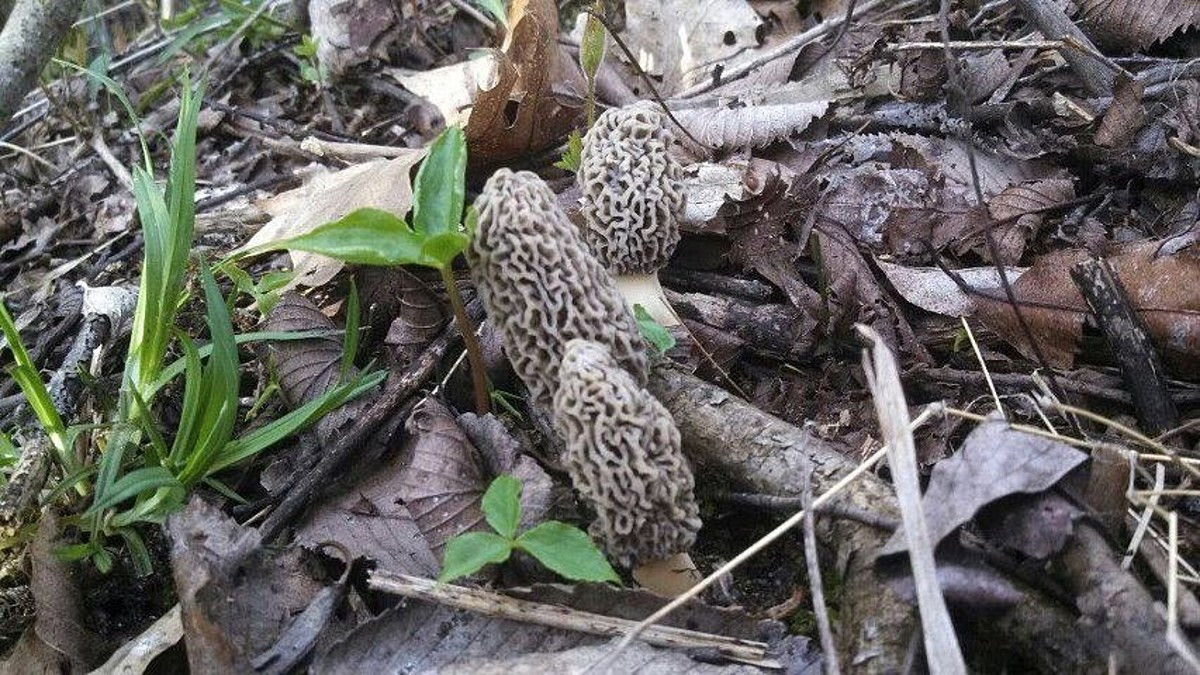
(647, 362, 915, 673)
(1011, 0, 1114, 96)
(0, 0, 80, 127)
(366, 570, 774, 667)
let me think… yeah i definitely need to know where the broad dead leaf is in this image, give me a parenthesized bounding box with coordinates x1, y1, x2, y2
(309, 0, 397, 76)
(263, 293, 345, 407)
(877, 260, 1026, 318)
(244, 151, 425, 288)
(622, 0, 762, 94)
(393, 398, 488, 555)
(1094, 75, 1146, 148)
(881, 418, 1087, 557)
(973, 240, 1200, 375)
(1077, 0, 1200, 50)
(465, 0, 585, 168)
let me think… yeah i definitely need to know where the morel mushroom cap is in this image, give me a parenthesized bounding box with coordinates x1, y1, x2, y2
(578, 104, 684, 274)
(552, 339, 701, 567)
(469, 169, 648, 411)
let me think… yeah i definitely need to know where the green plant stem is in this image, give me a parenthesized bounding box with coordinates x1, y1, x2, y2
(441, 265, 489, 415)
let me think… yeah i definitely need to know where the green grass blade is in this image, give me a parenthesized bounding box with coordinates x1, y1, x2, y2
(0, 301, 68, 458)
(210, 369, 384, 474)
(341, 280, 361, 382)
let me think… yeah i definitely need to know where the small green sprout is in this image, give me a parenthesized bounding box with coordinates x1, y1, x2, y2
(439, 475, 619, 584)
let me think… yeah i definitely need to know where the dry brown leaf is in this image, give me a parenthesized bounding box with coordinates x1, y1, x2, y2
(1094, 75, 1146, 148)
(465, 0, 584, 168)
(973, 240, 1200, 375)
(393, 398, 488, 555)
(244, 152, 425, 288)
(263, 293, 345, 407)
(671, 101, 829, 149)
(1077, 0, 1200, 50)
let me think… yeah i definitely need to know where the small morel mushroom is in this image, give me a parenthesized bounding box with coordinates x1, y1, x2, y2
(552, 339, 701, 568)
(469, 169, 648, 411)
(577, 104, 684, 325)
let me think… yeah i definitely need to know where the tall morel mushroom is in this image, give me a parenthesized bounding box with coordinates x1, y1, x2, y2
(577, 104, 684, 325)
(468, 168, 648, 410)
(552, 339, 701, 567)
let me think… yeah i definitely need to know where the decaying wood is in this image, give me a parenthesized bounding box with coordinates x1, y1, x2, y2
(0, 0, 80, 126)
(366, 570, 775, 667)
(646, 362, 914, 673)
(647, 363, 1140, 674)
(665, 289, 816, 360)
(1060, 522, 1194, 673)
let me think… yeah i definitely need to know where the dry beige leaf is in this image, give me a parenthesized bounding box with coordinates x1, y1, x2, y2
(1077, 0, 1200, 50)
(622, 0, 763, 94)
(243, 151, 425, 288)
(877, 260, 1026, 318)
(670, 101, 829, 149)
(309, 0, 397, 76)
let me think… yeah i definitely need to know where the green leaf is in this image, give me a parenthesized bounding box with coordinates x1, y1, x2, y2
(515, 521, 619, 583)
(419, 232, 470, 268)
(633, 305, 676, 354)
(471, 0, 508, 26)
(412, 126, 467, 238)
(272, 208, 427, 267)
(438, 531, 512, 582)
(481, 475, 521, 539)
(554, 129, 583, 173)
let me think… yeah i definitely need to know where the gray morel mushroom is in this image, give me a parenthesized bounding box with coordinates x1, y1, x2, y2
(577, 104, 684, 326)
(468, 168, 648, 411)
(552, 339, 701, 569)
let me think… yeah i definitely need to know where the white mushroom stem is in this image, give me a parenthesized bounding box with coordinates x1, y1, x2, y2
(615, 273, 680, 327)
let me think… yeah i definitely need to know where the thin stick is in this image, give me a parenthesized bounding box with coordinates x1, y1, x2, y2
(0, 140, 55, 170)
(367, 570, 774, 666)
(800, 469, 840, 675)
(1123, 463, 1165, 570)
(960, 317, 1002, 415)
(888, 39, 1063, 51)
(861, 326, 965, 674)
(587, 405, 939, 671)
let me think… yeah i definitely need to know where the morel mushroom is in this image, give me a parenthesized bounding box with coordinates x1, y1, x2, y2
(552, 339, 701, 568)
(469, 169, 648, 411)
(577, 104, 684, 326)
